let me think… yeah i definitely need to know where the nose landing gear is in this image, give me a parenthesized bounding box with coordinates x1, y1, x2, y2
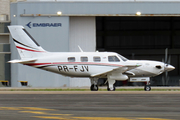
(144, 85, 151, 91)
(144, 81, 151, 91)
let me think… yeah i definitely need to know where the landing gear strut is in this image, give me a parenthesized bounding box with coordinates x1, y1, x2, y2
(107, 84, 116, 91)
(90, 78, 98, 91)
(107, 79, 116, 91)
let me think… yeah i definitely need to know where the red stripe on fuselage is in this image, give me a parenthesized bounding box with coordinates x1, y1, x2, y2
(25, 62, 123, 67)
(16, 46, 45, 52)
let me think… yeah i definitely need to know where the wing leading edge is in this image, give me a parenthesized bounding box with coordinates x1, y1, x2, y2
(90, 64, 141, 77)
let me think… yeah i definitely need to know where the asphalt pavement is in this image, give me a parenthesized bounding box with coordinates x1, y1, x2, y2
(0, 91, 180, 120)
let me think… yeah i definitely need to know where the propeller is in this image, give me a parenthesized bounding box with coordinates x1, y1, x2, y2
(162, 48, 171, 86)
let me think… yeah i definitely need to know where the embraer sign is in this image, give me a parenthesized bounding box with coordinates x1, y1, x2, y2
(26, 22, 62, 28)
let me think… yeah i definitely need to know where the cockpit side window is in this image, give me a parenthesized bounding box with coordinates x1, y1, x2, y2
(68, 57, 75, 62)
(81, 57, 88, 62)
(108, 56, 120, 62)
(118, 54, 128, 61)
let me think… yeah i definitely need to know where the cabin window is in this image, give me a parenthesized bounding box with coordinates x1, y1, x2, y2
(93, 56, 101, 62)
(108, 56, 120, 62)
(68, 57, 75, 62)
(81, 57, 88, 62)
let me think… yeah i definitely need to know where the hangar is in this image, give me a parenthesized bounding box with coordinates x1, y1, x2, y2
(7, 0, 180, 87)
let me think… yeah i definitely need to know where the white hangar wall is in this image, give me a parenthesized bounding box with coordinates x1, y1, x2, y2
(69, 17, 95, 87)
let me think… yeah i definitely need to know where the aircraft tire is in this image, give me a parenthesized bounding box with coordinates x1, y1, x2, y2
(90, 84, 98, 91)
(144, 85, 151, 91)
(107, 85, 116, 91)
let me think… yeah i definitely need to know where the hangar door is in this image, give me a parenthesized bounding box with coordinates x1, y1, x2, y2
(96, 17, 180, 86)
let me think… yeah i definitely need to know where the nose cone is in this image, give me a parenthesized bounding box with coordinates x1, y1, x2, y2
(165, 64, 175, 71)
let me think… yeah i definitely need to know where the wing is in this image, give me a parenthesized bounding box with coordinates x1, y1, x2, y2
(90, 64, 140, 77)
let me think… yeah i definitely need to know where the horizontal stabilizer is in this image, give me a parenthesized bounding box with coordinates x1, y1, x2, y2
(8, 59, 37, 63)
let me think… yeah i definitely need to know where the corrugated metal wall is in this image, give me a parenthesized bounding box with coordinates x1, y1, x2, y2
(69, 17, 95, 87)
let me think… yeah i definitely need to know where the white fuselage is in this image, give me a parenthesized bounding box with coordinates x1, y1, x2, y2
(24, 52, 173, 80)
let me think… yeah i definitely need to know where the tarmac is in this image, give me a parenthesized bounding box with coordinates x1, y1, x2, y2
(0, 87, 180, 120)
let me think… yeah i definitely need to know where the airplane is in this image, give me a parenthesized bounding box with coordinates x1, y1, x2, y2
(8, 25, 175, 91)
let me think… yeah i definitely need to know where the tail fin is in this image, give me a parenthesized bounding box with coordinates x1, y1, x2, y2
(8, 25, 47, 59)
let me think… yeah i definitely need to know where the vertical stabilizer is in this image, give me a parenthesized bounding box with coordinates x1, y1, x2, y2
(8, 26, 47, 59)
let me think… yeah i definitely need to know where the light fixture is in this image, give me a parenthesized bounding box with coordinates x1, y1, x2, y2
(57, 11, 62, 15)
(136, 12, 141, 16)
(13, 15, 16, 17)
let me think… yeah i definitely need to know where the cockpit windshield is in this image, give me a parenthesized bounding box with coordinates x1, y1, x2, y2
(118, 54, 128, 62)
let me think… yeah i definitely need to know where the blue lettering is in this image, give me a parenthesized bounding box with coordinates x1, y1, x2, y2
(50, 23, 53, 27)
(32, 23, 62, 27)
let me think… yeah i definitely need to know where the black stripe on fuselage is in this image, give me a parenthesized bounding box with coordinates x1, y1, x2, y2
(36, 65, 52, 69)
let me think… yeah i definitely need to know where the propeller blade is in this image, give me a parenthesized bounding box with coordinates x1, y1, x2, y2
(162, 48, 171, 86)
(165, 71, 168, 86)
(162, 58, 164, 63)
(162, 75, 165, 86)
(168, 55, 171, 65)
(165, 48, 168, 63)
(166, 75, 169, 86)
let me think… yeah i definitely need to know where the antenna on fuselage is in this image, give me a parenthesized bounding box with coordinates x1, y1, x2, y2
(78, 45, 83, 52)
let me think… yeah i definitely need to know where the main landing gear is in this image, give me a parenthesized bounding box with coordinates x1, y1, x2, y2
(107, 84, 116, 91)
(90, 78, 116, 91)
(90, 78, 99, 91)
(107, 79, 116, 91)
(90, 84, 98, 91)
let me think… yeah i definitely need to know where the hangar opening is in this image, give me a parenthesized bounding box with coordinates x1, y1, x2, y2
(96, 17, 180, 86)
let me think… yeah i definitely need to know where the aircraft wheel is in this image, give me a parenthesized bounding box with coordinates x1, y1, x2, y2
(90, 84, 98, 91)
(107, 85, 116, 91)
(144, 85, 151, 91)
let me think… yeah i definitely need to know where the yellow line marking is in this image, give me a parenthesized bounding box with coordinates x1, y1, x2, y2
(33, 116, 71, 120)
(73, 117, 133, 120)
(50, 114, 72, 116)
(20, 111, 72, 116)
(20, 111, 48, 114)
(0, 107, 174, 120)
(0, 107, 21, 110)
(138, 118, 173, 120)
